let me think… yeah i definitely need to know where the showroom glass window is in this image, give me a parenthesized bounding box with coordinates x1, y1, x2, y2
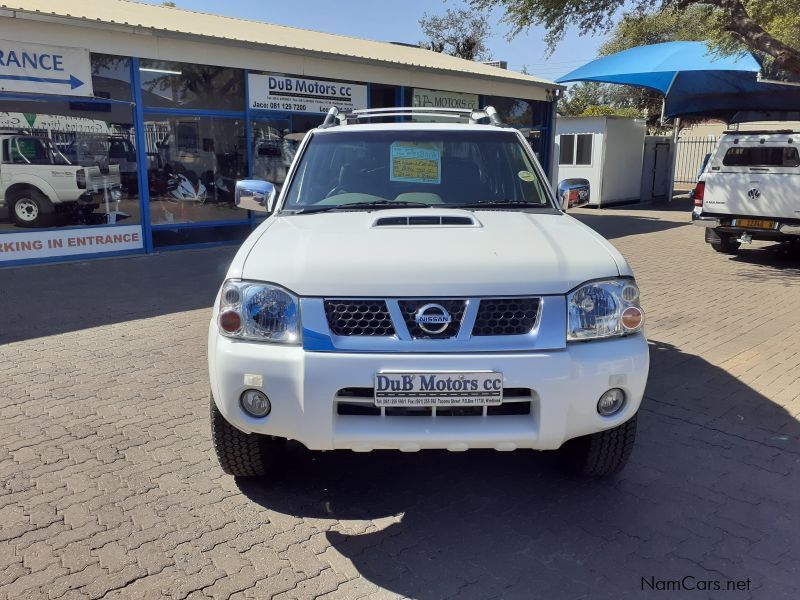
(485, 96, 550, 160)
(250, 117, 291, 190)
(139, 60, 245, 111)
(370, 84, 399, 109)
(0, 99, 140, 232)
(143, 116, 248, 225)
(250, 114, 324, 191)
(90, 54, 132, 101)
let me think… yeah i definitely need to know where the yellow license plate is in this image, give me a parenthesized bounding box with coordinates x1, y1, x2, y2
(735, 218, 775, 229)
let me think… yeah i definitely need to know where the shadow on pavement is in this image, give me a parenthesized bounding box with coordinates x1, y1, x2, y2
(728, 242, 800, 282)
(571, 209, 689, 240)
(237, 340, 799, 599)
(0, 246, 237, 344)
(652, 195, 696, 212)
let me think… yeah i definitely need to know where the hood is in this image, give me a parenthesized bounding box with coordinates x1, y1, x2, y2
(239, 209, 627, 296)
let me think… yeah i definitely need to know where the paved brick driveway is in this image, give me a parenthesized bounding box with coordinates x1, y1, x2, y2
(1, 201, 798, 599)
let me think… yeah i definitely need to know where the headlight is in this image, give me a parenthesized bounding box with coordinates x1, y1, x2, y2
(567, 278, 644, 341)
(217, 280, 301, 344)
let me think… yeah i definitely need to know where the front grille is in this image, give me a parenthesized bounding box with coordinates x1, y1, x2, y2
(321, 297, 542, 339)
(324, 300, 395, 337)
(335, 387, 532, 417)
(472, 298, 540, 336)
(398, 299, 467, 339)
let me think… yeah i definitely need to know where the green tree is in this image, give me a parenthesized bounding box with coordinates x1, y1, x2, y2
(558, 82, 652, 119)
(598, 6, 717, 56)
(567, 7, 720, 121)
(580, 105, 643, 118)
(471, 0, 800, 76)
(420, 8, 493, 61)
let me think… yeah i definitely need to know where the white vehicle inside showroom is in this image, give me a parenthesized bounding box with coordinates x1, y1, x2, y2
(208, 106, 649, 479)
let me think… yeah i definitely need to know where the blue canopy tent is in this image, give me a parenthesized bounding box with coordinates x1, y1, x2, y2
(555, 41, 800, 202)
(556, 41, 800, 122)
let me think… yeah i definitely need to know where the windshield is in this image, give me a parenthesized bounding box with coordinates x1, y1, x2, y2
(282, 129, 552, 210)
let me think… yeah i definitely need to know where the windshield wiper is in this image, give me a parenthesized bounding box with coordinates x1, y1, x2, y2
(451, 200, 548, 209)
(289, 200, 433, 214)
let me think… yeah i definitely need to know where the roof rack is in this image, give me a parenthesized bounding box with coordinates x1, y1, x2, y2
(320, 105, 505, 129)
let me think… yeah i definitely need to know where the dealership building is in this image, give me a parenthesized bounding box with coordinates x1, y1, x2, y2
(0, 0, 561, 265)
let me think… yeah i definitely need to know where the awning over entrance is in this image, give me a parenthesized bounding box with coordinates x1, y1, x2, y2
(556, 41, 800, 122)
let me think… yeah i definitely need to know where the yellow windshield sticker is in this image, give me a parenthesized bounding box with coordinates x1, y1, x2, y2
(518, 170, 535, 182)
(390, 142, 441, 184)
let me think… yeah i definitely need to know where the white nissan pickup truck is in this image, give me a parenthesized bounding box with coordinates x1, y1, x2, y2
(692, 130, 800, 253)
(1, 134, 121, 228)
(208, 106, 649, 479)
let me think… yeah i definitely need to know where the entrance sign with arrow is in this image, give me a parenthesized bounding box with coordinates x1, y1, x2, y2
(0, 40, 93, 97)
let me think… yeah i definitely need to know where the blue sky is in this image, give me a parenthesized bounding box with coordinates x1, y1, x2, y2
(141, 0, 611, 81)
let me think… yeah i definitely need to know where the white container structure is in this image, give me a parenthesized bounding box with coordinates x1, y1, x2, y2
(554, 116, 646, 207)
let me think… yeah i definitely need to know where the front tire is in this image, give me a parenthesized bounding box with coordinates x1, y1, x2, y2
(9, 188, 54, 228)
(557, 415, 637, 478)
(210, 396, 285, 477)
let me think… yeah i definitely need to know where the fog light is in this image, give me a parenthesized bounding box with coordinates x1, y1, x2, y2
(240, 389, 271, 417)
(597, 388, 625, 416)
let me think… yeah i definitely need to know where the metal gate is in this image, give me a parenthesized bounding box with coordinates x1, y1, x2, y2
(674, 136, 718, 185)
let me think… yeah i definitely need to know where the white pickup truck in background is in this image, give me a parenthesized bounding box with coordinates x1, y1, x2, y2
(692, 130, 800, 254)
(0, 134, 121, 228)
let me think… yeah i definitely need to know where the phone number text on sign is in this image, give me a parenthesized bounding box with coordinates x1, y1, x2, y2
(253, 102, 308, 112)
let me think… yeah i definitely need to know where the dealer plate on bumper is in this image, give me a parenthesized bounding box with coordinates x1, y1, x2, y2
(374, 372, 503, 407)
(733, 218, 776, 229)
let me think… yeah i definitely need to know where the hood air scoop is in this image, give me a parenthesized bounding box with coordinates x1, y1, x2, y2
(372, 214, 478, 227)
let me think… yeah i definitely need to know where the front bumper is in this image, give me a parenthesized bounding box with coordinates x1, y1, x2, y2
(208, 326, 650, 452)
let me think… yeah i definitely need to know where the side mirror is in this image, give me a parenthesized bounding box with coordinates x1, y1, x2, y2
(556, 179, 590, 210)
(556, 181, 570, 211)
(235, 179, 276, 214)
